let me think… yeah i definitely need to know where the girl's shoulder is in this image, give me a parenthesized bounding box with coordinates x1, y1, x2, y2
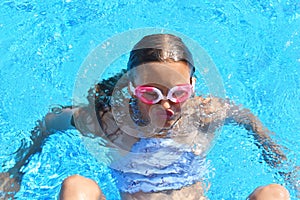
(183, 96, 230, 121)
(187, 96, 229, 108)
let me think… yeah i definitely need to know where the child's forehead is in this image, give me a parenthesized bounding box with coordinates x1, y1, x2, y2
(131, 62, 190, 88)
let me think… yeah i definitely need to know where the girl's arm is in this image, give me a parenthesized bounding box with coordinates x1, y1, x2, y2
(224, 100, 287, 167)
(6, 106, 79, 179)
(223, 99, 300, 195)
(2, 69, 128, 197)
(199, 97, 286, 167)
(44, 106, 77, 131)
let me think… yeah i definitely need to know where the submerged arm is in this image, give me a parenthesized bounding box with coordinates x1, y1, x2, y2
(226, 100, 300, 195)
(199, 97, 298, 193)
(2, 69, 128, 196)
(224, 99, 287, 167)
(7, 106, 77, 178)
(198, 96, 286, 167)
(1, 105, 78, 198)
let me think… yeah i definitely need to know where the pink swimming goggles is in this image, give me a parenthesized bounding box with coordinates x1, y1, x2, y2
(129, 82, 193, 105)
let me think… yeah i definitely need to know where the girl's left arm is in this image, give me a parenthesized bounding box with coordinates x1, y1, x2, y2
(199, 97, 286, 167)
(224, 99, 287, 167)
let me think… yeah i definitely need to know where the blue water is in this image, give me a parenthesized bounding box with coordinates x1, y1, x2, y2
(0, 0, 299, 199)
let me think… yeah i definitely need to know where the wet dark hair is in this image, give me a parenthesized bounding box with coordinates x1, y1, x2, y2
(127, 34, 195, 77)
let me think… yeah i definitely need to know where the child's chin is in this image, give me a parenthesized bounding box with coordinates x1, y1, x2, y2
(151, 114, 179, 130)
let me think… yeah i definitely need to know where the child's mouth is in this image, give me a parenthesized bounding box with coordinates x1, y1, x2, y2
(156, 109, 175, 120)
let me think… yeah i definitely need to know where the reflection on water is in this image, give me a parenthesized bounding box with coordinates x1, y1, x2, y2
(0, 0, 299, 199)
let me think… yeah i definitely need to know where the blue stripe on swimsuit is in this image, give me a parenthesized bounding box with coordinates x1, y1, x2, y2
(109, 138, 208, 193)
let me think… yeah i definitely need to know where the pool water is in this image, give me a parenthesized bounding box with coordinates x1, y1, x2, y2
(0, 0, 299, 199)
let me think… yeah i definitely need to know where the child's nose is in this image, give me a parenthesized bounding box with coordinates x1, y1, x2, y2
(160, 99, 171, 109)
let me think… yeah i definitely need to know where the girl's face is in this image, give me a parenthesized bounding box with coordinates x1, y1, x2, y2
(130, 61, 193, 130)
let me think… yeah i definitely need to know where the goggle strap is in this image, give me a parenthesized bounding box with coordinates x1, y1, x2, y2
(129, 82, 136, 95)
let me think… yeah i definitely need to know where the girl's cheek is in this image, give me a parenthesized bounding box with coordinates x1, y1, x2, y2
(137, 101, 151, 116)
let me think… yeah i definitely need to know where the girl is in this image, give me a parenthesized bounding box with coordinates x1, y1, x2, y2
(1, 34, 290, 200)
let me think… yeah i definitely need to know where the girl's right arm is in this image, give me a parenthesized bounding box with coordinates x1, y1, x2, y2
(44, 107, 77, 131)
(45, 105, 103, 136)
(7, 106, 81, 178)
(1, 69, 127, 197)
(1, 106, 81, 197)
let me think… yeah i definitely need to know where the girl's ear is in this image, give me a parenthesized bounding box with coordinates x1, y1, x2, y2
(191, 77, 196, 93)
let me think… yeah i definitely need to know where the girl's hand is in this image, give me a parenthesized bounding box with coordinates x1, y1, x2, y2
(0, 172, 20, 199)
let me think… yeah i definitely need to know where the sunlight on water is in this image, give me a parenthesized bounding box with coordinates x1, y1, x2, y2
(0, 0, 299, 199)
